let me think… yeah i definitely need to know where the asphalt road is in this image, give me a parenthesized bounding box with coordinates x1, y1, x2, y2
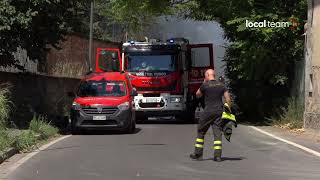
(7, 121, 320, 180)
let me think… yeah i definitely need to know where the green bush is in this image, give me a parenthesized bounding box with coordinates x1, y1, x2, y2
(273, 98, 304, 129)
(29, 115, 42, 133)
(29, 115, 58, 139)
(0, 128, 12, 152)
(0, 85, 12, 126)
(14, 130, 37, 152)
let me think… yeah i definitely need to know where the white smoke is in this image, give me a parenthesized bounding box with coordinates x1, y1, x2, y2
(150, 16, 227, 77)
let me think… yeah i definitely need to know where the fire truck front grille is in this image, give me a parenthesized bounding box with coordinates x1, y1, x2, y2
(82, 107, 118, 115)
(138, 102, 165, 108)
(136, 81, 177, 92)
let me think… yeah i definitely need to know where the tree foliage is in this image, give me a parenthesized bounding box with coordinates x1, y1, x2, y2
(98, 0, 173, 41)
(183, 0, 307, 120)
(0, 0, 88, 69)
(0, 0, 174, 67)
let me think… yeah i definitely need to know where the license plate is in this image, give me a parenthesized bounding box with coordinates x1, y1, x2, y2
(143, 98, 161, 103)
(93, 116, 106, 120)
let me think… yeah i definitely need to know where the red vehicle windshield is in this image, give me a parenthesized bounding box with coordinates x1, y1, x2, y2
(77, 80, 126, 97)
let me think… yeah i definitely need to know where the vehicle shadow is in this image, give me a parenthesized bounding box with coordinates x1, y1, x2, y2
(62, 126, 142, 135)
(201, 157, 246, 161)
(137, 117, 197, 125)
(82, 127, 142, 135)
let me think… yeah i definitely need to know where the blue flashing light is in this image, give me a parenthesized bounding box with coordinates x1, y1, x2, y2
(169, 39, 174, 43)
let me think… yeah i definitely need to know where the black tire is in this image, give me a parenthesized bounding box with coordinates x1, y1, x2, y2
(126, 113, 136, 134)
(71, 119, 81, 135)
(127, 120, 136, 134)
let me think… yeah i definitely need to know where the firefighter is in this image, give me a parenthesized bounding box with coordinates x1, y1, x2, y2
(190, 69, 231, 162)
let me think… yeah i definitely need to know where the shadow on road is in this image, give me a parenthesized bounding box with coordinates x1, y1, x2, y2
(222, 157, 245, 161)
(61, 127, 143, 136)
(38, 141, 169, 153)
(202, 157, 246, 161)
(81, 127, 142, 135)
(137, 117, 197, 125)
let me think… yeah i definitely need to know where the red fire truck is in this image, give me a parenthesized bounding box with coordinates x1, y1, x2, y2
(95, 38, 214, 122)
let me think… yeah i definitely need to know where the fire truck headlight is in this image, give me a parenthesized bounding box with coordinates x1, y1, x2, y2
(118, 102, 130, 110)
(171, 97, 182, 103)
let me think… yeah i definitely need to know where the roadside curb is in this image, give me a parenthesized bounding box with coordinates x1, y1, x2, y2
(0, 148, 19, 164)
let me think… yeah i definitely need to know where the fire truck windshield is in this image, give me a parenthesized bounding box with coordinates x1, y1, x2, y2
(77, 80, 126, 97)
(127, 55, 176, 72)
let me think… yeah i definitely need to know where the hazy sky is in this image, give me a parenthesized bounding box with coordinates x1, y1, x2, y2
(150, 17, 227, 77)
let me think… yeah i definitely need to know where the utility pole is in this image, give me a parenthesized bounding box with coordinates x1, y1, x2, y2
(304, 0, 320, 130)
(88, 0, 94, 72)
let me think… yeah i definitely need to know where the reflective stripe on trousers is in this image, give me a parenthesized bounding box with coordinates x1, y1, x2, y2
(213, 140, 222, 150)
(195, 138, 204, 148)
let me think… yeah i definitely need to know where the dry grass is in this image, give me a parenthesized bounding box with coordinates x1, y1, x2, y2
(272, 98, 304, 129)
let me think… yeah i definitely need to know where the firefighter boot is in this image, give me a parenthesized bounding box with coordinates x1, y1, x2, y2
(213, 148, 222, 162)
(213, 156, 222, 162)
(213, 140, 222, 162)
(189, 153, 203, 161)
(190, 138, 204, 160)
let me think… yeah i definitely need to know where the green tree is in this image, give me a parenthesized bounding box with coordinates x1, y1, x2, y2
(99, 0, 173, 41)
(183, 0, 307, 120)
(0, 0, 88, 69)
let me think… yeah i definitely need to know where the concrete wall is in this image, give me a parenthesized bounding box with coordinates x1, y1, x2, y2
(0, 35, 121, 78)
(0, 72, 80, 128)
(304, 0, 320, 130)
